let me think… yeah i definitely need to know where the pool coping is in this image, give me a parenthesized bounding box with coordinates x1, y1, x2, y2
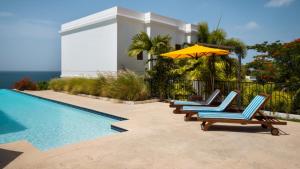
(9, 89, 128, 132)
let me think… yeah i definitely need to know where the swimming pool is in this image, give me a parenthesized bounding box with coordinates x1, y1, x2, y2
(0, 89, 125, 151)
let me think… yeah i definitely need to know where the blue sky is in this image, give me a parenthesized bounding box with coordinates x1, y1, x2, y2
(0, 0, 299, 71)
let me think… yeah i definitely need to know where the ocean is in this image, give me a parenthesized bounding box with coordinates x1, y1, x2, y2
(0, 71, 60, 89)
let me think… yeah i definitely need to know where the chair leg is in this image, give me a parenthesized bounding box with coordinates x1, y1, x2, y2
(173, 107, 181, 114)
(184, 113, 190, 121)
(203, 122, 214, 131)
(200, 121, 206, 130)
(184, 112, 196, 121)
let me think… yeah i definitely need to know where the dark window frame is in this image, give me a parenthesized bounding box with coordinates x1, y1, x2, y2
(175, 44, 181, 50)
(137, 52, 143, 60)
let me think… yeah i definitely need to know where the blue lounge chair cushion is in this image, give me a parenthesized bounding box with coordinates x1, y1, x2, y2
(173, 100, 206, 106)
(183, 106, 223, 112)
(172, 89, 220, 106)
(197, 95, 267, 120)
(198, 112, 245, 119)
(182, 91, 238, 112)
(242, 95, 266, 120)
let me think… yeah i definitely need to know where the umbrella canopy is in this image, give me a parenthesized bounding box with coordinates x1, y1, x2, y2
(161, 44, 230, 59)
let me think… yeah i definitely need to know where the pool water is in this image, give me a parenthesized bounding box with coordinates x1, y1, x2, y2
(0, 89, 123, 151)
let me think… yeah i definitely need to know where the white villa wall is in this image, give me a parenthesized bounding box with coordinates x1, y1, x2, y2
(60, 6, 199, 77)
(149, 22, 186, 45)
(61, 20, 118, 77)
(117, 17, 146, 73)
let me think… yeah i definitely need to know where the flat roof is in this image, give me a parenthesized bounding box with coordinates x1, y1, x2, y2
(60, 6, 197, 34)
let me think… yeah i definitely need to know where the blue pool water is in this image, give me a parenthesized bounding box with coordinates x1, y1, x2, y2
(0, 89, 123, 151)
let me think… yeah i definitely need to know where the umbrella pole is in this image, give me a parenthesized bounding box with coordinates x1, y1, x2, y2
(211, 55, 216, 91)
(237, 55, 242, 109)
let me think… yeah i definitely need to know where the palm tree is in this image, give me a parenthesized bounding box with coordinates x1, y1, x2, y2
(197, 22, 227, 90)
(197, 22, 247, 91)
(224, 38, 247, 107)
(224, 38, 247, 85)
(128, 32, 172, 70)
(128, 31, 173, 99)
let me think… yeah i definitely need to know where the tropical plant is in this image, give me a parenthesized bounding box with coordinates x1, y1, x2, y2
(48, 72, 150, 101)
(128, 31, 172, 69)
(247, 39, 300, 84)
(182, 22, 247, 91)
(108, 71, 149, 101)
(37, 81, 49, 90)
(292, 89, 300, 114)
(224, 38, 247, 83)
(270, 91, 292, 113)
(245, 56, 278, 83)
(128, 31, 174, 99)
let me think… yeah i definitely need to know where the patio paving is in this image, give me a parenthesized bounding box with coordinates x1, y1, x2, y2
(1, 90, 299, 169)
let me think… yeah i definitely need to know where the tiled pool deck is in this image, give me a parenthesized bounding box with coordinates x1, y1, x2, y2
(1, 90, 300, 169)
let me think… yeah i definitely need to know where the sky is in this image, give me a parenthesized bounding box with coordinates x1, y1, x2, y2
(0, 0, 299, 71)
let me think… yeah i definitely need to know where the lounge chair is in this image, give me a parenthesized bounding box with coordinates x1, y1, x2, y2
(196, 94, 287, 135)
(170, 89, 221, 114)
(180, 90, 239, 121)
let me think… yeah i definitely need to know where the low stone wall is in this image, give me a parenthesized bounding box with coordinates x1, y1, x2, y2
(76, 93, 160, 105)
(263, 111, 300, 120)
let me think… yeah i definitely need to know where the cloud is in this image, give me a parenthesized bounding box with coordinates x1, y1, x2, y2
(265, 0, 294, 7)
(236, 21, 260, 31)
(244, 21, 260, 30)
(0, 11, 14, 17)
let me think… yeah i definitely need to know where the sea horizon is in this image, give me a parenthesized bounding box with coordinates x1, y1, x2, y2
(0, 71, 60, 89)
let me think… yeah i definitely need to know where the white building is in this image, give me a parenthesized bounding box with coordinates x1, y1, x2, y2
(60, 6, 198, 77)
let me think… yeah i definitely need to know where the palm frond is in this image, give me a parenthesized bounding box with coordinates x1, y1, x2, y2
(224, 38, 247, 58)
(197, 22, 210, 43)
(128, 32, 151, 57)
(150, 34, 172, 55)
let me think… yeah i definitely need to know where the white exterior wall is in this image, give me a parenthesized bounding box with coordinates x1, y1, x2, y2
(149, 22, 186, 46)
(117, 16, 146, 73)
(60, 6, 199, 77)
(61, 20, 117, 77)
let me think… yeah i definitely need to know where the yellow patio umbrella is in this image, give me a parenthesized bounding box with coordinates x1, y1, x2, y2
(161, 44, 230, 58)
(161, 44, 230, 92)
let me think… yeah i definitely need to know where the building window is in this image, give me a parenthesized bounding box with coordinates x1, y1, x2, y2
(175, 44, 181, 50)
(137, 52, 143, 60)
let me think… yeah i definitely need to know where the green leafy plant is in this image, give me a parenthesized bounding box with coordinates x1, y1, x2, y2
(292, 89, 300, 114)
(108, 71, 149, 101)
(37, 81, 49, 90)
(48, 71, 150, 101)
(270, 91, 292, 113)
(48, 78, 68, 91)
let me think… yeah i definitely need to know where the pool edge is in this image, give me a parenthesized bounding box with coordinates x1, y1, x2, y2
(9, 89, 128, 132)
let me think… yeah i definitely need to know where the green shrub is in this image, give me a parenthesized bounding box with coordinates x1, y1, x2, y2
(48, 71, 150, 101)
(241, 83, 274, 106)
(49, 78, 66, 91)
(241, 84, 293, 113)
(170, 81, 195, 100)
(108, 71, 149, 101)
(97, 75, 113, 97)
(292, 89, 300, 114)
(270, 91, 292, 113)
(49, 77, 98, 95)
(37, 81, 49, 90)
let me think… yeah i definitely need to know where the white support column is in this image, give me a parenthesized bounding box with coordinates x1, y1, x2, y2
(146, 25, 152, 70)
